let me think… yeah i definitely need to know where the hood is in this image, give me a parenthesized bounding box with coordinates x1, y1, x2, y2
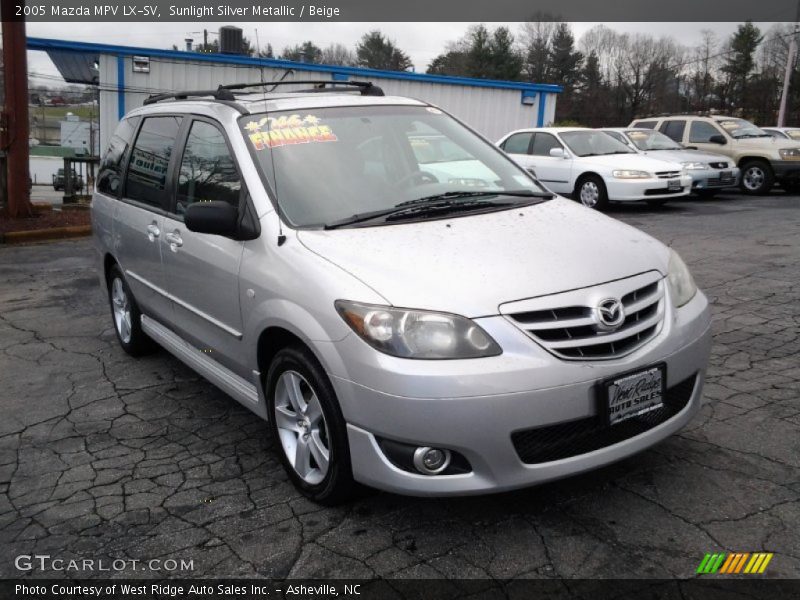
(297, 197, 669, 317)
(639, 149, 733, 164)
(732, 136, 800, 151)
(576, 153, 683, 172)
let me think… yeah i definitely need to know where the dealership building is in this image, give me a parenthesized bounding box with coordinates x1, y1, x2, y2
(28, 36, 562, 153)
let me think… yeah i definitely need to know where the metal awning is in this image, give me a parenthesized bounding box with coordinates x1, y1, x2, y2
(44, 49, 99, 85)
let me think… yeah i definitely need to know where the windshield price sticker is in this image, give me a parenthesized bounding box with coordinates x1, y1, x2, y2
(627, 131, 649, 139)
(719, 120, 740, 130)
(244, 114, 338, 150)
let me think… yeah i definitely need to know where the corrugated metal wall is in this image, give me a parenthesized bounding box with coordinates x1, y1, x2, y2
(99, 55, 557, 152)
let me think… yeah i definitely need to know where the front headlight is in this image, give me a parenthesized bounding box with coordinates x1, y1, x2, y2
(667, 249, 697, 308)
(612, 170, 651, 179)
(778, 148, 800, 160)
(681, 161, 708, 170)
(335, 301, 502, 359)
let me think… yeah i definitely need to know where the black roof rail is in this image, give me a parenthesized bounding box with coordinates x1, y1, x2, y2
(219, 80, 384, 96)
(143, 79, 383, 106)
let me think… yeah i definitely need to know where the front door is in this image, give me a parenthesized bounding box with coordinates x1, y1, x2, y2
(526, 132, 572, 194)
(160, 119, 248, 377)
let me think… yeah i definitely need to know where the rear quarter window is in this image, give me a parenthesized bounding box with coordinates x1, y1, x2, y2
(631, 120, 658, 129)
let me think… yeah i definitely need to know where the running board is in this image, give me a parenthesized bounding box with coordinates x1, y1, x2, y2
(141, 314, 264, 416)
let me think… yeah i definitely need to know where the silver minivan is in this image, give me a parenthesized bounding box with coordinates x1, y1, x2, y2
(92, 81, 712, 503)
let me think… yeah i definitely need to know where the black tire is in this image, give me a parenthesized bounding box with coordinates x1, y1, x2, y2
(106, 264, 155, 356)
(265, 345, 356, 505)
(575, 174, 609, 210)
(739, 160, 774, 195)
(696, 189, 718, 198)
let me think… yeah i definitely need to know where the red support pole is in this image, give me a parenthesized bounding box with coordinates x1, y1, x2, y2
(2, 2, 33, 218)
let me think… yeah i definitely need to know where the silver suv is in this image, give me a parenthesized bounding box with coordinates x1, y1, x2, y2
(93, 81, 712, 503)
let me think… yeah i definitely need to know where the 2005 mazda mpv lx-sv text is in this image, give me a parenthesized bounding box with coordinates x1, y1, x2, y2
(92, 80, 712, 504)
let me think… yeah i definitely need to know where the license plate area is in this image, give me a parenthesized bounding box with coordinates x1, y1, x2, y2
(602, 364, 666, 426)
(667, 179, 681, 191)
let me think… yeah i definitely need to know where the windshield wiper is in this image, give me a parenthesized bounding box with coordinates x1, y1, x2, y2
(324, 190, 551, 229)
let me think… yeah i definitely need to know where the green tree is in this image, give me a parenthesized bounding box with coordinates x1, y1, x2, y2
(356, 31, 413, 71)
(281, 41, 323, 63)
(465, 25, 494, 78)
(721, 22, 763, 108)
(427, 50, 469, 76)
(488, 27, 523, 80)
(548, 23, 583, 87)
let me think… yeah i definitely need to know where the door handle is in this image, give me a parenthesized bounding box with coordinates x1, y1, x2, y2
(165, 231, 183, 252)
(146, 223, 160, 242)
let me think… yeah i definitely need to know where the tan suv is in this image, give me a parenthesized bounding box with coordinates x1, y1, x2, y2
(629, 115, 800, 195)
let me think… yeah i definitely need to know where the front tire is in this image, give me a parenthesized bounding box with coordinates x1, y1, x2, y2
(739, 160, 774, 195)
(107, 264, 154, 356)
(265, 345, 356, 505)
(575, 175, 609, 210)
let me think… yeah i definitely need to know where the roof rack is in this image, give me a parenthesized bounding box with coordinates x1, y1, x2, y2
(143, 79, 384, 105)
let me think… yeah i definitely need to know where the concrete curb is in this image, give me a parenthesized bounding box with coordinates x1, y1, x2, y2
(0, 224, 92, 245)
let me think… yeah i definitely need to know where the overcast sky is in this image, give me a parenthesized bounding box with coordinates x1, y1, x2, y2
(27, 21, 770, 85)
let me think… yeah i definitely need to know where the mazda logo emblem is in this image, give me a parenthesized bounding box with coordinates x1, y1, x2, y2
(595, 298, 625, 331)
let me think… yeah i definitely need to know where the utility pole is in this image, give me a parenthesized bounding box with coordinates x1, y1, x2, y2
(777, 1, 800, 126)
(1, 3, 33, 218)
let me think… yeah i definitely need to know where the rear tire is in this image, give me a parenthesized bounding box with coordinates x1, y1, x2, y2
(575, 175, 609, 210)
(739, 160, 774, 195)
(265, 345, 357, 505)
(106, 264, 155, 356)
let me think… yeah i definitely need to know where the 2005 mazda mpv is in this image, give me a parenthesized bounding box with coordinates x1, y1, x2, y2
(93, 80, 711, 503)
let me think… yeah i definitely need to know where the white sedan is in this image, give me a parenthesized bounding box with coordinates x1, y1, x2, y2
(497, 127, 692, 209)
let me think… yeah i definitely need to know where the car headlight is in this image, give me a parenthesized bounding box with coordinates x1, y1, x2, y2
(612, 170, 651, 179)
(335, 301, 502, 359)
(681, 161, 708, 170)
(778, 148, 800, 160)
(667, 249, 697, 308)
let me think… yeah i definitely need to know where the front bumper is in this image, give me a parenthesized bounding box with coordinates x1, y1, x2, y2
(771, 160, 800, 180)
(605, 174, 692, 201)
(321, 290, 712, 496)
(690, 167, 740, 190)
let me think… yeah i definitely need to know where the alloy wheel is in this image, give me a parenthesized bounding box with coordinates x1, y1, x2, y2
(273, 370, 330, 485)
(111, 278, 132, 344)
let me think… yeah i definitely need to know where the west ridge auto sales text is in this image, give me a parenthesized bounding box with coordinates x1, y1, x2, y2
(17, 583, 360, 596)
(170, 4, 341, 18)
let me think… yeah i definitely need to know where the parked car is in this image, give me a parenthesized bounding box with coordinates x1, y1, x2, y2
(93, 82, 711, 503)
(52, 168, 84, 191)
(497, 127, 692, 209)
(629, 115, 800, 194)
(601, 128, 739, 197)
(761, 126, 800, 141)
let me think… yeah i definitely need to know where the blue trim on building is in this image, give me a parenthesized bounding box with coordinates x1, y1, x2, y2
(27, 37, 563, 95)
(117, 55, 125, 120)
(331, 72, 349, 82)
(537, 91, 547, 127)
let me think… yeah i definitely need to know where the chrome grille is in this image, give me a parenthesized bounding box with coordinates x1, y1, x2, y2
(655, 171, 681, 179)
(504, 275, 665, 360)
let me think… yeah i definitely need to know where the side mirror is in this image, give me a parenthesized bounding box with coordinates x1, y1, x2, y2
(549, 147, 566, 158)
(185, 201, 239, 237)
(708, 134, 727, 145)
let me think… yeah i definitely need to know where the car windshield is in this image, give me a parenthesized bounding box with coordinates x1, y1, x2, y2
(624, 129, 683, 151)
(786, 129, 800, 140)
(240, 105, 549, 228)
(560, 130, 635, 157)
(715, 118, 770, 139)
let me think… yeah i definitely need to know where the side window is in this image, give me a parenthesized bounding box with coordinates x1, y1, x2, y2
(176, 121, 242, 215)
(502, 132, 533, 154)
(97, 116, 140, 196)
(125, 116, 182, 208)
(660, 120, 686, 143)
(531, 133, 562, 156)
(631, 120, 657, 129)
(689, 121, 723, 143)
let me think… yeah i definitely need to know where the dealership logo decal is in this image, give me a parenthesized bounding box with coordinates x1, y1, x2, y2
(595, 298, 625, 331)
(696, 552, 773, 574)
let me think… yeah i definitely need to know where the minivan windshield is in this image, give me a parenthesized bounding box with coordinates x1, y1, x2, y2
(623, 129, 683, 151)
(240, 105, 550, 228)
(715, 118, 771, 139)
(560, 130, 635, 157)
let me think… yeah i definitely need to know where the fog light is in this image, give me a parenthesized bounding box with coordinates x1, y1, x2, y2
(413, 447, 451, 475)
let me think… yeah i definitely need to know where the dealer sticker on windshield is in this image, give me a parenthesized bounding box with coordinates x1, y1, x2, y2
(243, 114, 338, 150)
(603, 365, 665, 426)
